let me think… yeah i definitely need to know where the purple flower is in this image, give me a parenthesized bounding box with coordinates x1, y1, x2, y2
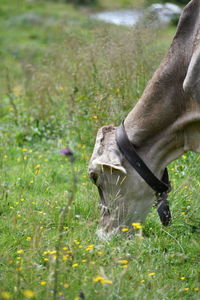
(60, 147, 74, 162)
(60, 147, 73, 156)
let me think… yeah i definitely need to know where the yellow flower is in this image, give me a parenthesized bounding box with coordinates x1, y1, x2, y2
(1, 292, 11, 299)
(72, 263, 78, 268)
(93, 276, 112, 284)
(148, 272, 156, 276)
(40, 281, 47, 285)
(17, 249, 24, 254)
(118, 260, 129, 265)
(91, 115, 98, 119)
(63, 255, 69, 261)
(122, 265, 128, 269)
(132, 222, 142, 229)
(23, 290, 35, 298)
(93, 276, 104, 282)
(140, 280, 145, 283)
(86, 244, 94, 251)
(44, 258, 48, 262)
(180, 276, 185, 280)
(121, 228, 129, 232)
(63, 283, 69, 288)
(183, 288, 189, 291)
(194, 288, 199, 292)
(101, 279, 112, 284)
(74, 240, 80, 245)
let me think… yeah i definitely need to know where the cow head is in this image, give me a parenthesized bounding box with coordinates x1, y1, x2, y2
(88, 125, 155, 237)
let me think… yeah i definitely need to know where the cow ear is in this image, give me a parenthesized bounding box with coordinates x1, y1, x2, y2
(183, 46, 200, 104)
(89, 125, 127, 175)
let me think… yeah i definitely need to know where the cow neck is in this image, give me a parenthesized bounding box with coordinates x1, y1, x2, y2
(123, 93, 200, 179)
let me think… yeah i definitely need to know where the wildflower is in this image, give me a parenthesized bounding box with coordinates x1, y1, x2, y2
(60, 147, 73, 156)
(74, 240, 80, 245)
(140, 280, 145, 283)
(40, 281, 47, 285)
(93, 276, 112, 284)
(118, 260, 129, 265)
(72, 263, 78, 268)
(26, 237, 32, 241)
(180, 276, 185, 280)
(93, 276, 104, 282)
(183, 288, 189, 291)
(90, 261, 95, 265)
(34, 164, 40, 175)
(91, 115, 98, 119)
(101, 279, 112, 284)
(115, 88, 120, 93)
(1, 292, 11, 299)
(121, 227, 129, 232)
(122, 265, 128, 269)
(194, 288, 199, 291)
(17, 249, 24, 254)
(148, 272, 156, 276)
(23, 290, 35, 298)
(60, 147, 74, 162)
(132, 222, 142, 229)
(86, 244, 94, 251)
(63, 283, 69, 288)
(63, 255, 69, 261)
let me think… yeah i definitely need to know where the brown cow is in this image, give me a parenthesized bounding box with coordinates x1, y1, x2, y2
(89, 0, 200, 239)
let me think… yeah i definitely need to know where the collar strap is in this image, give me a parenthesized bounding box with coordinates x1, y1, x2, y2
(115, 122, 170, 194)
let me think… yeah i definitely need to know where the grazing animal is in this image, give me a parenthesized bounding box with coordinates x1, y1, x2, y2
(89, 0, 200, 238)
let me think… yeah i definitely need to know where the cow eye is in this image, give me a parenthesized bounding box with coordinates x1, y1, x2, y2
(89, 171, 98, 184)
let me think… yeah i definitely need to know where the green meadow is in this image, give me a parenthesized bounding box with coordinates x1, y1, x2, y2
(0, 0, 199, 299)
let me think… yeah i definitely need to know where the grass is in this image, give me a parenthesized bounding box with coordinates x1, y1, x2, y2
(0, 0, 200, 299)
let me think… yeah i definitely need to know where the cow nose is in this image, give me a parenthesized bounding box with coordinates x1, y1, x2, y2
(89, 171, 98, 184)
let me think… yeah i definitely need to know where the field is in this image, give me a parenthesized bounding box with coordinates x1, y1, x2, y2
(0, 0, 199, 299)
